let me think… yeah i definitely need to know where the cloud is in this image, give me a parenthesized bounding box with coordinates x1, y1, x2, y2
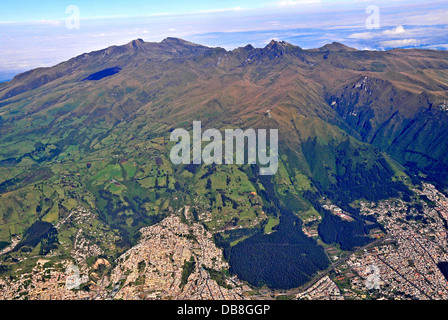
(358, 47, 382, 51)
(380, 38, 419, 47)
(382, 25, 406, 36)
(423, 43, 448, 50)
(347, 32, 374, 40)
(193, 7, 244, 14)
(277, 0, 321, 6)
(349, 26, 406, 40)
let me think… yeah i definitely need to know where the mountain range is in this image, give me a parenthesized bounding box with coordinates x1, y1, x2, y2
(0, 37, 447, 293)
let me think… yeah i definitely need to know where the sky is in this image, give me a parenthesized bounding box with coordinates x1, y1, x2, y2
(0, 0, 447, 80)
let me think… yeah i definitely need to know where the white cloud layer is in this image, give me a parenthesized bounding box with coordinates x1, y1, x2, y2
(383, 25, 405, 35)
(277, 0, 321, 5)
(381, 38, 419, 47)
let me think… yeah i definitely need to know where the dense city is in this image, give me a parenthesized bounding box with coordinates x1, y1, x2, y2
(1, 183, 448, 300)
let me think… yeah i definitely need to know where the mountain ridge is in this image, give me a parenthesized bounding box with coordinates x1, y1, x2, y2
(0, 37, 447, 291)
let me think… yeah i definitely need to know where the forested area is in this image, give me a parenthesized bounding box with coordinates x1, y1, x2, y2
(317, 213, 374, 251)
(304, 191, 382, 251)
(227, 166, 329, 289)
(229, 211, 329, 289)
